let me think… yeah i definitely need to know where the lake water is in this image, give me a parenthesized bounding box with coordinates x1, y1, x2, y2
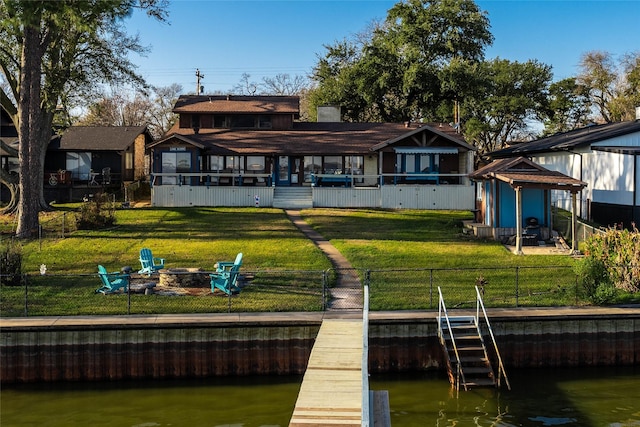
(2, 367, 639, 426)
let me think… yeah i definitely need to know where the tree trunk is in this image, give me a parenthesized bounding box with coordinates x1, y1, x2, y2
(16, 25, 46, 238)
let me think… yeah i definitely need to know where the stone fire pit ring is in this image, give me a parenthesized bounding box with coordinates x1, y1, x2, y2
(158, 268, 209, 288)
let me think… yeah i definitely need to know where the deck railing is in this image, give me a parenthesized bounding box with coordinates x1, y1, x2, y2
(149, 172, 470, 187)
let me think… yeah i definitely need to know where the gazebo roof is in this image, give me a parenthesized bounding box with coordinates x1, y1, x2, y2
(470, 157, 587, 193)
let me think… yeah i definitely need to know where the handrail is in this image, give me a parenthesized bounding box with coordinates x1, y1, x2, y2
(437, 286, 465, 392)
(361, 284, 370, 427)
(475, 286, 511, 390)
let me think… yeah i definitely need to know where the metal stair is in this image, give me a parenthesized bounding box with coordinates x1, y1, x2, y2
(437, 287, 511, 392)
(273, 186, 313, 209)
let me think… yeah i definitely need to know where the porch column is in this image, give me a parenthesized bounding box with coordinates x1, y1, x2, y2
(515, 186, 523, 255)
(571, 191, 579, 254)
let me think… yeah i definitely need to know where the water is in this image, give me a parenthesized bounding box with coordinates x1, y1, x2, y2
(1, 367, 639, 426)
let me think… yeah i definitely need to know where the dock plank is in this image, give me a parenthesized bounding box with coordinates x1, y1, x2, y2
(289, 319, 364, 427)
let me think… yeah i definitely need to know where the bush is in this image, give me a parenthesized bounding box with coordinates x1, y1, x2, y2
(1, 239, 22, 286)
(76, 193, 116, 230)
(575, 225, 640, 303)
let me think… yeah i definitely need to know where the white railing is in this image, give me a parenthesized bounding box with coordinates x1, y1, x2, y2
(475, 286, 511, 391)
(150, 172, 469, 187)
(362, 284, 370, 427)
(437, 287, 465, 392)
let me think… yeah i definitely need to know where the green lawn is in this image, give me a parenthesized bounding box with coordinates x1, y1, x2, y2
(0, 205, 626, 315)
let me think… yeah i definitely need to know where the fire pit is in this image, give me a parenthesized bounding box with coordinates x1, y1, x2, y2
(158, 268, 209, 288)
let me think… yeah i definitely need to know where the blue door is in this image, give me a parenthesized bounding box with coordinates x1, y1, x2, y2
(276, 156, 290, 186)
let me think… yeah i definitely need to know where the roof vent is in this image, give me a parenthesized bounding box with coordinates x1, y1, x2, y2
(636, 106, 640, 121)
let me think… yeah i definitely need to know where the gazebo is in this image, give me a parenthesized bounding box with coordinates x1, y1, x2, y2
(470, 157, 587, 254)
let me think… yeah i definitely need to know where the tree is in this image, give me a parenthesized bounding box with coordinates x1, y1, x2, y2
(77, 83, 181, 138)
(309, 0, 493, 123)
(541, 77, 591, 135)
(462, 58, 553, 156)
(577, 50, 640, 123)
(0, 0, 167, 237)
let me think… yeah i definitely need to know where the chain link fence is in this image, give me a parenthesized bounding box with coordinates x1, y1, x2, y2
(1, 265, 588, 317)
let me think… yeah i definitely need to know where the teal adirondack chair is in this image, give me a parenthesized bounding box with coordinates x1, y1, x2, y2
(96, 265, 130, 294)
(138, 248, 165, 275)
(210, 253, 243, 295)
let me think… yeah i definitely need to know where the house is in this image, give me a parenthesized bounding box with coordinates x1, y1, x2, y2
(44, 126, 153, 202)
(148, 95, 477, 209)
(469, 157, 586, 254)
(488, 116, 640, 227)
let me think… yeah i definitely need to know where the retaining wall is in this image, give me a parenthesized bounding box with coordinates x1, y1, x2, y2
(1, 307, 638, 383)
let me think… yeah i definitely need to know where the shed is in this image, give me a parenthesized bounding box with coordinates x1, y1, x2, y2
(470, 157, 587, 254)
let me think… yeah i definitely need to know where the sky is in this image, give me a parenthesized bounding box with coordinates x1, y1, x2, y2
(125, 0, 640, 95)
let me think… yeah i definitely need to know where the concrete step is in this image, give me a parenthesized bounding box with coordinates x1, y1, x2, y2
(273, 187, 313, 209)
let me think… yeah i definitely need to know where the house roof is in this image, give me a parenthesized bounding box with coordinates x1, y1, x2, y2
(173, 95, 300, 115)
(150, 122, 472, 155)
(49, 126, 151, 151)
(489, 120, 640, 158)
(470, 157, 587, 192)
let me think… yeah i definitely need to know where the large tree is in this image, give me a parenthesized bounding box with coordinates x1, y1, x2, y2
(0, 0, 167, 237)
(462, 58, 553, 155)
(309, 0, 493, 122)
(577, 50, 640, 123)
(77, 83, 182, 138)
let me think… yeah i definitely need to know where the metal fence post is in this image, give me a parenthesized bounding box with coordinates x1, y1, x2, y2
(515, 266, 519, 307)
(429, 269, 434, 309)
(322, 270, 328, 311)
(23, 274, 28, 317)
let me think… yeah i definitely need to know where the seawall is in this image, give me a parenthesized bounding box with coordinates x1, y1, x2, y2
(1, 307, 638, 383)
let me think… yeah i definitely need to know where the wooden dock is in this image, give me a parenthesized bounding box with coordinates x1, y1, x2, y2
(289, 319, 364, 427)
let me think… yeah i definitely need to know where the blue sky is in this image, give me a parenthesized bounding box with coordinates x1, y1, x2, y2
(125, 0, 640, 94)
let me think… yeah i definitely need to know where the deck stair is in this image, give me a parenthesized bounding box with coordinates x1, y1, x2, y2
(273, 186, 313, 209)
(438, 286, 511, 392)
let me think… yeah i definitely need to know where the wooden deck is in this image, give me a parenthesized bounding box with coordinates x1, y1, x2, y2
(289, 319, 364, 427)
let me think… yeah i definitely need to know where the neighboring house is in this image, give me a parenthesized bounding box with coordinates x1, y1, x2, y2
(0, 107, 19, 175)
(489, 117, 640, 227)
(469, 157, 586, 254)
(44, 126, 153, 201)
(148, 95, 476, 209)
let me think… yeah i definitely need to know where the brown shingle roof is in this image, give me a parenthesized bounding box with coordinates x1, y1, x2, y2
(54, 126, 150, 151)
(470, 157, 586, 191)
(173, 95, 300, 115)
(155, 122, 469, 155)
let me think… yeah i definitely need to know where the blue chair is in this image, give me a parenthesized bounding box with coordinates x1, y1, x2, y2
(96, 265, 129, 294)
(210, 253, 243, 295)
(138, 248, 165, 276)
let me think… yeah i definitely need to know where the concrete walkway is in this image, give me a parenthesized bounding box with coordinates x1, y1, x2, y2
(285, 210, 363, 310)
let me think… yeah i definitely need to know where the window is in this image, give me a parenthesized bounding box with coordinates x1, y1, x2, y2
(323, 156, 342, 174)
(191, 114, 201, 129)
(258, 116, 272, 129)
(246, 156, 265, 174)
(125, 152, 133, 170)
(161, 152, 191, 185)
(230, 115, 256, 128)
(226, 155, 245, 173)
(345, 156, 364, 175)
(209, 155, 224, 172)
(304, 156, 322, 182)
(214, 115, 226, 128)
(66, 152, 91, 180)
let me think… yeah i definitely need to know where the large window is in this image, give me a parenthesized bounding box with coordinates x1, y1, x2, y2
(161, 151, 191, 184)
(66, 152, 91, 180)
(396, 153, 438, 174)
(230, 115, 256, 128)
(345, 156, 364, 175)
(246, 156, 265, 174)
(304, 156, 322, 183)
(323, 156, 343, 174)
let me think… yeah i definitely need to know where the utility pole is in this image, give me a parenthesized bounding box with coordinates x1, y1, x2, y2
(195, 68, 204, 95)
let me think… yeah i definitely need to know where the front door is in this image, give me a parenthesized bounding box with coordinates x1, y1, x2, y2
(276, 156, 290, 186)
